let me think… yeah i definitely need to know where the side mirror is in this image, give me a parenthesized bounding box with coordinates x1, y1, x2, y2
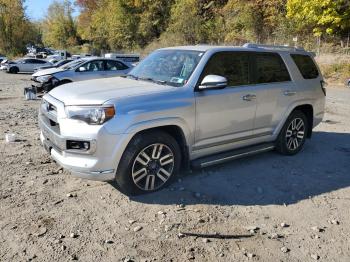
(78, 67, 86, 72)
(198, 75, 227, 90)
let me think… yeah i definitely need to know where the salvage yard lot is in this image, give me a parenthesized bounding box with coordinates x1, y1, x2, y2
(0, 72, 350, 262)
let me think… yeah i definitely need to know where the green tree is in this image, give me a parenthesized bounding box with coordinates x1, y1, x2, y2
(0, 0, 39, 55)
(135, 0, 174, 47)
(42, 0, 79, 49)
(287, 0, 350, 37)
(165, 0, 227, 44)
(222, 0, 286, 44)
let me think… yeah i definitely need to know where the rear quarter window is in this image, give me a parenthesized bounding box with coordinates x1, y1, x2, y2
(291, 54, 319, 79)
(253, 53, 291, 84)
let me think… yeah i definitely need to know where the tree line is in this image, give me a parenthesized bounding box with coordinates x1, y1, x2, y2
(1, 0, 350, 56)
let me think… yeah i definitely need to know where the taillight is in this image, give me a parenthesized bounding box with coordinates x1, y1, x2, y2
(320, 80, 326, 96)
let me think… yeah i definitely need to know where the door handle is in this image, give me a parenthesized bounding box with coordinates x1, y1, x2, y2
(242, 94, 256, 101)
(284, 90, 296, 96)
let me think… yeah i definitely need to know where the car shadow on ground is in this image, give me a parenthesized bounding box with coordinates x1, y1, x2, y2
(109, 131, 350, 206)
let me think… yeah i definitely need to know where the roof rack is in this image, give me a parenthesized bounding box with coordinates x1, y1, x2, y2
(243, 43, 305, 52)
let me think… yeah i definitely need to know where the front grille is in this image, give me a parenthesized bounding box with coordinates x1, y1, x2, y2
(41, 99, 60, 134)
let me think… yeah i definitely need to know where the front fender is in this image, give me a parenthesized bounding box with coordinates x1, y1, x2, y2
(124, 117, 193, 147)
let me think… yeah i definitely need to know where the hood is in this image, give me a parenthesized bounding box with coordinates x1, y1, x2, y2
(32, 67, 65, 77)
(49, 77, 176, 105)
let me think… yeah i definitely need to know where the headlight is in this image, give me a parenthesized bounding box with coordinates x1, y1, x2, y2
(36, 75, 53, 83)
(65, 105, 115, 125)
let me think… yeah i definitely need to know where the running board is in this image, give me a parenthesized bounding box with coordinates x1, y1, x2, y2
(191, 143, 275, 169)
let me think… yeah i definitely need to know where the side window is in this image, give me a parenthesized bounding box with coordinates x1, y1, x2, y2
(105, 60, 128, 71)
(201, 52, 249, 86)
(291, 54, 319, 79)
(35, 60, 46, 64)
(79, 60, 104, 72)
(253, 53, 291, 84)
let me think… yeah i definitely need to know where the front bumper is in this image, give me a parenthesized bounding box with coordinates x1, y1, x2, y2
(31, 80, 54, 93)
(39, 110, 131, 181)
(40, 131, 115, 181)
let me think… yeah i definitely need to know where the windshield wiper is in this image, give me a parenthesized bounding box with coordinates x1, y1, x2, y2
(138, 77, 167, 85)
(124, 74, 139, 80)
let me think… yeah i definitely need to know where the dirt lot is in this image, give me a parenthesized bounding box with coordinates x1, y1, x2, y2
(0, 72, 350, 262)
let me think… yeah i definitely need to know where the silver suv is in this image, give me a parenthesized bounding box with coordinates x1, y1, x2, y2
(39, 44, 326, 195)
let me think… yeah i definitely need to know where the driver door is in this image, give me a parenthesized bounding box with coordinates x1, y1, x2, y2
(194, 51, 258, 153)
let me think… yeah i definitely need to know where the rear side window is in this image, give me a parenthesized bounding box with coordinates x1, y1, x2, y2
(201, 52, 249, 86)
(253, 53, 291, 83)
(105, 60, 128, 71)
(291, 54, 319, 79)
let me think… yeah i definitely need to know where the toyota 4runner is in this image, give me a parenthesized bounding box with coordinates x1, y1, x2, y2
(39, 43, 326, 195)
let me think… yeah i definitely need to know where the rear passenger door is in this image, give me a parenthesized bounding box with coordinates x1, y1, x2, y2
(250, 52, 295, 136)
(194, 51, 257, 152)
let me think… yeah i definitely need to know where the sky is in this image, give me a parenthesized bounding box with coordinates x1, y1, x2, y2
(25, 0, 80, 20)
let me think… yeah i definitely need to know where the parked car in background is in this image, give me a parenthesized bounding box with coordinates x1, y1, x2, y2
(0, 54, 6, 63)
(46, 50, 71, 63)
(31, 57, 132, 92)
(0, 59, 9, 70)
(104, 53, 140, 66)
(71, 54, 93, 60)
(34, 59, 73, 72)
(3, 58, 52, 74)
(38, 44, 325, 195)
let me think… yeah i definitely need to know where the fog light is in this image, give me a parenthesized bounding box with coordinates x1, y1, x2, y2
(67, 140, 90, 151)
(83, 142, 89, 149)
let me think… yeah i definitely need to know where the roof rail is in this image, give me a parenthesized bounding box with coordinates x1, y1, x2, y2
(243, 43, 305, 52)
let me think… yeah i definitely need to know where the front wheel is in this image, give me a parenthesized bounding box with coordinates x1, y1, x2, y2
(276, 110, 309, 155)
(115, 131, 181, 195)
(9, 67, 19, 74)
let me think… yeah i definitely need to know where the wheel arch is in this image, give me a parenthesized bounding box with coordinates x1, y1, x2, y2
(274, 101, 315, 139)
(59, 79, 73, 85)
(292, 104, 313, 138)
(126, 123, 191, 171)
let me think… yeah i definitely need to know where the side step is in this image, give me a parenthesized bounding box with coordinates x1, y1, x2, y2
(191, 143, 275, 169)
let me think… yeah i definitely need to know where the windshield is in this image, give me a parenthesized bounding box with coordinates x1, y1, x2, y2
(59, 59, 85, 70)
(128, 50, 204, 86)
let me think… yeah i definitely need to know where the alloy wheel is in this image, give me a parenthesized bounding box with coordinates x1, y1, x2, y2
(285, 117, 305, 151)
(131, 143, 175, 191)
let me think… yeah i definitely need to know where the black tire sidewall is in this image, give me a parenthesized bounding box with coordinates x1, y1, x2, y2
(10, 67, 18, 74)
(276, 110, 309, 155)
(115, 131, 181, 195)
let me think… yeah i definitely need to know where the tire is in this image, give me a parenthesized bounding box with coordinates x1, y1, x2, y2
(275, 110, 309, 155)
(115, 130, 181, 195)
(59, 80, 72, 85)
(9, 67, 19, 74)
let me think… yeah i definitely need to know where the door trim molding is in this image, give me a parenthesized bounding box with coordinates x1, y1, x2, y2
(192, 131, 272, 151)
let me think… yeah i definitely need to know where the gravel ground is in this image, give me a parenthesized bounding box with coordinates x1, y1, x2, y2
(0, 72, 350, 262)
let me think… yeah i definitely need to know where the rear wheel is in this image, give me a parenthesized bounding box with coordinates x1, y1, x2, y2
(115, 131, 181, 195)
(276, 110, 309, 155)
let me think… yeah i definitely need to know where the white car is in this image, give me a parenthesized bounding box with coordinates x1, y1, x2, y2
(5, 58, 52, 74)
(0, 59, 9, 70)
(0, 55, 6, 63)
